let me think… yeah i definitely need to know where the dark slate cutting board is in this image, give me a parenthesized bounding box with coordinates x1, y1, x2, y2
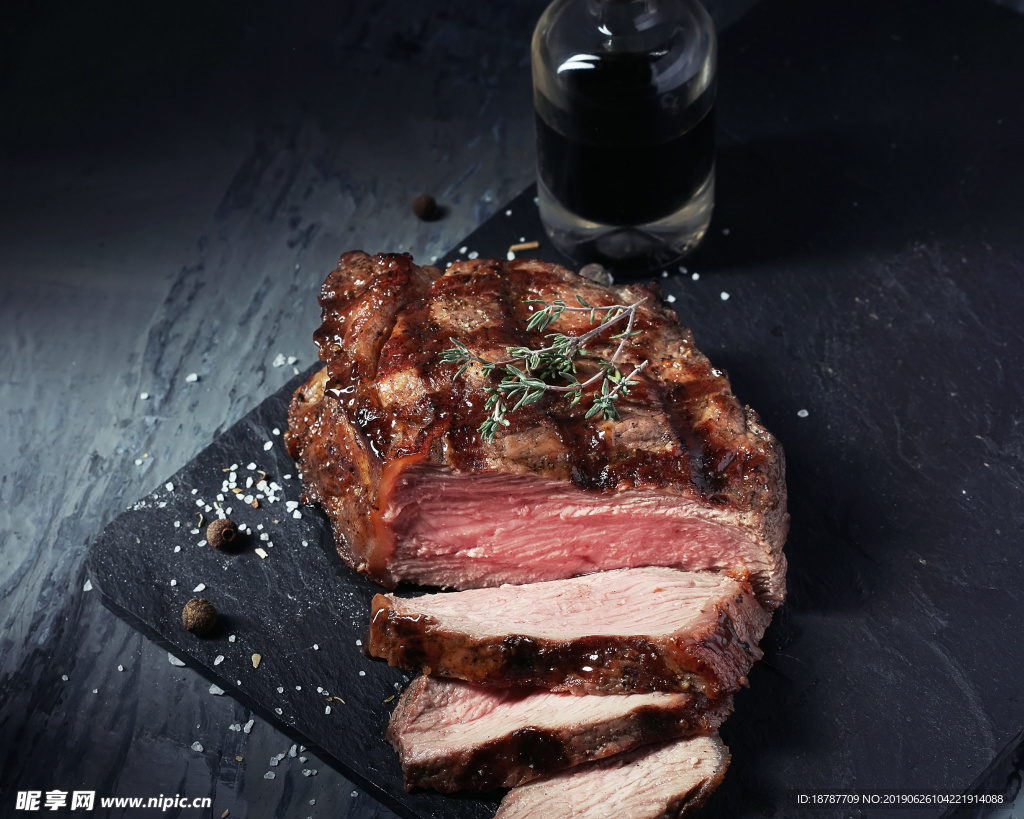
(85, 193, 575, 819)
(90, 0, 1024, 815)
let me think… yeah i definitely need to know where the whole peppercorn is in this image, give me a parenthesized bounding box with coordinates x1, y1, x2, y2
(182, 598, 218, 636)
(412, 193, 440, 221)
(206, 517, 239, 550)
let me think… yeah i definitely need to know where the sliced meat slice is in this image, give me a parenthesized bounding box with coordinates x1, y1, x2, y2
(369, 567, 769, 696)
(387, 675, 731, 793)
(494, 734, 730, 819)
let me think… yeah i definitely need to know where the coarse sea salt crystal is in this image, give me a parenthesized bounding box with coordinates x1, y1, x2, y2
(185, 373, 199, 383)
(264, 771, 276, 780)
(797, 409, 810, 418)
(666, 294, 677, 303)
(165, 482, 174, 492)
(229, 635, 236, 643)
(292, 510, 302, 519)
(117, 665, 124, 672)
(140, 392, 149, 400)
(193, 583, 206, 593)
(168, 653, 186, 667)
(214, 655, 224, 666)
(720, 291, 730, 301)
(83, 579, 93, 592)
(209, 684, 225, 696)
(247, 462, 257, 470)
(691, 272, 700, 281)
(243, 719, 254, 734)
(191, 742, 204, 752)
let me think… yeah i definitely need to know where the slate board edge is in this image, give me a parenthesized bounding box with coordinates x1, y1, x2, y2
(82, 190, 557, 819)
(83, 365, 426, 819)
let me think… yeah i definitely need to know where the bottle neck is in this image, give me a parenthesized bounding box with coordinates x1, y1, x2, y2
(589, 0, 674, 53)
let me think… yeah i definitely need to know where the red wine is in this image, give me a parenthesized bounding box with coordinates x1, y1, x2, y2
(536, 103, 715, 226)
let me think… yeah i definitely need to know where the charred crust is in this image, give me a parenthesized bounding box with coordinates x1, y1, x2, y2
(368, 596, 763, 696)
(391, 685, 733, 793)
(287, 253, 788, 606)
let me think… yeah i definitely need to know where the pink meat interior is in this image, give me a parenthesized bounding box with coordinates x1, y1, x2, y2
(392, 567, 738, 640)
(380, 461, 768, 591)
(400, 678, 691, 752)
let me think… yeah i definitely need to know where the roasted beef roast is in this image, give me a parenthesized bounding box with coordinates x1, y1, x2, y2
(286, 252, 788, 607)
(493, 733, 730, 819)
(369, 568, 768, 696)
(387, 674, 731, 793)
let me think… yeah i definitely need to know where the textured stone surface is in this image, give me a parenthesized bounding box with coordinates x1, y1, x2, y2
(2, 0, 1024, 817)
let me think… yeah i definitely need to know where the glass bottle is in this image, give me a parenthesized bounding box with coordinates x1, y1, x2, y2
(532, 0, 717, 272)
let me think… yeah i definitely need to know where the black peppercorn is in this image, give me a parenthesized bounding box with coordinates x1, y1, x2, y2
(412, 193, 440, 221)
(207, 517, 239, 550)
(182, 598, 218, 635)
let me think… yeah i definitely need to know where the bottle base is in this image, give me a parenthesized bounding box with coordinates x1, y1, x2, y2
(537, 168, 715, 275)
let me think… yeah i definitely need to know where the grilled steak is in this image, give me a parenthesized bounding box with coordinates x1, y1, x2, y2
(369, 567, 768, 696)
(286, 251, 787, 606)
(494, 734, 730, 819)
(387, 675, 731, 793)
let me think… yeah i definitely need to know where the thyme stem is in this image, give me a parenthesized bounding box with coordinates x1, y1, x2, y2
(441, 297, 649, 441)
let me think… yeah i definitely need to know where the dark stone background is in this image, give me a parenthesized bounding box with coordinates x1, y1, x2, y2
(2, 1, 1023, 817)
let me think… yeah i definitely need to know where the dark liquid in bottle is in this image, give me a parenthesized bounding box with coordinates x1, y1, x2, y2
(535, 50, 715, 227)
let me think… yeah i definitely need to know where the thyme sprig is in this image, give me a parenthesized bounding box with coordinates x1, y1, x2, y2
(441, 296, 649, 441)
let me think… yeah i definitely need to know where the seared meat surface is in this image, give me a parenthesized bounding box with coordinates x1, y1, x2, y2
(387, 675, 731, 793)
(286, 251, 788, 606)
